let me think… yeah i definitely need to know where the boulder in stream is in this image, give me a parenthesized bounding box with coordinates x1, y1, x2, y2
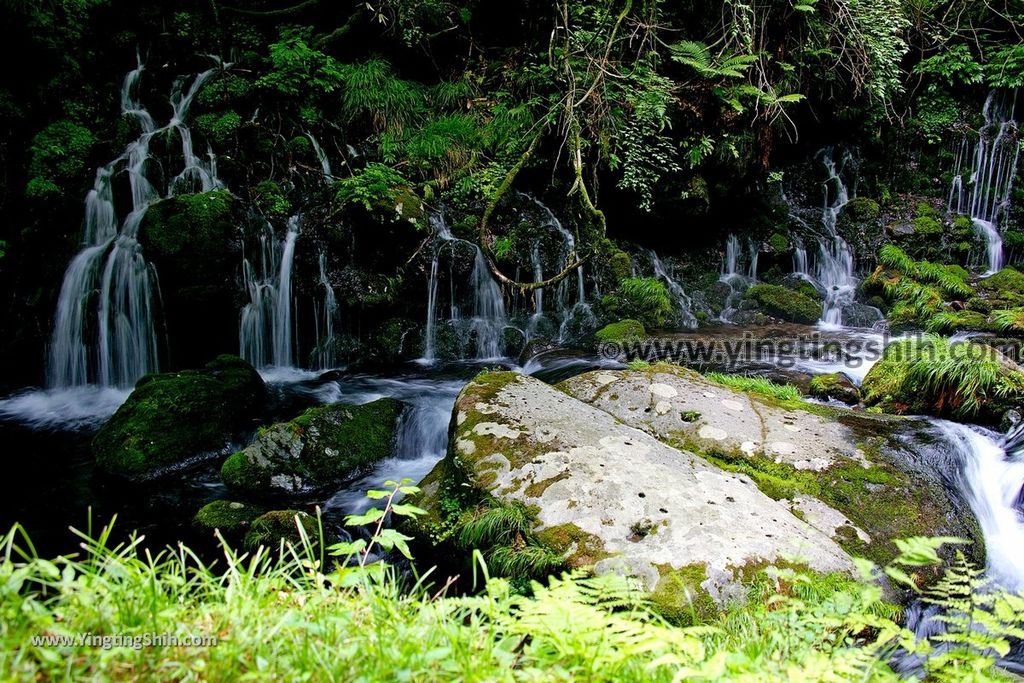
(412, 371, 857, 612)
(221, 398, 402, 498)
(93, 355, 266, 479)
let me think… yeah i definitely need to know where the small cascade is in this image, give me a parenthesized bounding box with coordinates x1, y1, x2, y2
(815, 147, 858, 328)
(420, 213, 508, 362)
(306, 132, 333, 181)
(239, 215, 301, 368)
(718, 235, 758, 322)
(526, 244, 546, 337)
(648, 250, 698, 329)
(48, 56, 223, 389)
(313, 250, 338, 369)
(793, 237, 810, 276)
(948, 90, 1020, 273)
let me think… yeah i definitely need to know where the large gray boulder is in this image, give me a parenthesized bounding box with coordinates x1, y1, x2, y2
(414, 371, 856, 609)
(559, 364, 978, 566)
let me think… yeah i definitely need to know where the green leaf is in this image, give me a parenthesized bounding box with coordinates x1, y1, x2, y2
(345, 508, 385, 527)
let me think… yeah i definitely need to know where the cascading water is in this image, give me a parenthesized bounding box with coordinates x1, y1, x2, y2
(306, 132, 333, 181)
(718, 234, 758, 322)
(48, 56, 223, 389)
(313, 250, 338, 369)
(948, 90, 1020, 273)
(420, 213, 507, 362)
(648, 250, 698, 329)
(239, 215, 301, 368)
(815, 147, 858, 328)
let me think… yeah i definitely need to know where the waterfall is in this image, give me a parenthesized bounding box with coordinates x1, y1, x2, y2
(239, 215, 300, 368)
(815, 147, 857, 328)
(648, 250, 698, 329)
(314, 250, 338, 369)
(469, 248, 507, 359)
(948, 90, 1019, 273)
(420, 213, 507, 362)
(793, 237, 810, 276)
(526, 244, 546, 338)
(48, 56, 222, 389)
(306, 132, 333, 180)
(718, 235, 758, 323)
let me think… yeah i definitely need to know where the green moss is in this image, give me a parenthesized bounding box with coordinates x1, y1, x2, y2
(912, 215, 943, 237)
(193, 500, 266, 533)
(193, 111, 242, 145)
(842, 197, 881, 222)
(648, 563, 718, 626)
(980, 266, 1024, 296)
(861, 336, 1024, 423)
(534, 523, 612, 567)
(139, 190, 236, 259)
(243, 510, 320, 551)
(789, 279, 821, 301)
(768, 233, 789, 253)
(222, 398, 402, 497)
(609, 250, 633, 282)
(26, 120, 94, 199)
(254, 180, 291, 219)
(334, 163, 423, 226)
(600, 278, 674, 329)
(93, 355, 266, 479)
(595, 319, 646, 342)
(808, 373, 860, 402)
(743, 283, 822, 324)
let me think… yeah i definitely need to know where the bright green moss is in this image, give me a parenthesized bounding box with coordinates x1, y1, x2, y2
(743, 283, 822, 324)
(243, 510, 320, 551)
(595, 319, 646, 342)
(193, 500, 266, 533)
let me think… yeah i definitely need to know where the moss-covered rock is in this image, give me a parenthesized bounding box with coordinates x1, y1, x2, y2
(222, 398, 402, 498)
(138, 191, 242, 368)
(93, 355, 266, 479)
(743, 283, 822, 324)
(600, 278, 673, 329)
(861, 337, 1024, 424)
(243, 510, 321, 550)
(808, 373, 861, 405)
(193, 500, 266, 534)
(837, 197, 883, 257)
(594, 319, 646, 343)
(980, 266, 1024, 296)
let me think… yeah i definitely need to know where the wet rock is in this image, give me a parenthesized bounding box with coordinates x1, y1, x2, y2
(243, 509, 321, 550)
(222, 398, 402, 498)
(93, 355, 266, 479)
(809, 372, 861, 405)
(193, 499, 266, 535)
(841, 302, 884, 329)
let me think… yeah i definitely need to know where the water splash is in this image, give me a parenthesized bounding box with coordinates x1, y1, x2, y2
(648, 250, 698, 329)
(718, 235, 758, 323)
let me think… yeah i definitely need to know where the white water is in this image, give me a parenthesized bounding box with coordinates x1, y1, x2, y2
(948, 90, 1019, 273)
(648, 250, 698, 329)
(718, 235, 758, 322)
(239, 215, 301, 368)
(0, 385, 130, 430)
(48, 56, 223, 389)
(936, 421, 1024, 593)
(815, 148, 857, 328)
(306, 132, 333, 180)
(420, 213, 507, 362)
(313, 250, 338, 369)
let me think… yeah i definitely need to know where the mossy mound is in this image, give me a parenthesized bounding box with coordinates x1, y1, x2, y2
(594, 319, 646, 343)
(980, 267, 1024, 296)
(861, 337, 1024, 424)
(93, 355, 266, 479)
(837, 197, 883, 256)
(221, 398, 402, 498)
(600, 278, 673, 329)
(243, 510, 321, 551)
(193, 500, 266, 534)
(742, 283, 822, 324)
(808, 373, 860, 405)
(138, 190, 243, 367)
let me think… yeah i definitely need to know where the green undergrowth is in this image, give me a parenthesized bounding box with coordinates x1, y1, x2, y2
(704, 372, 803, 402)
(3, 515, 1022, 681)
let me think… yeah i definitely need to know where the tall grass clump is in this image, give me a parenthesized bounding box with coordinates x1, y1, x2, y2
(705, 372, 803, 401)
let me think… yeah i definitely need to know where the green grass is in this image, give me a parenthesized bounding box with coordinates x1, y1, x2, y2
(2, 518, 1022, 681)
(705, 372, 803, 401)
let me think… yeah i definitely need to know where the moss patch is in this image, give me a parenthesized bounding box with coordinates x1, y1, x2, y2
(648, 563, 718, 626)
(243, 510, 320, 551)
(93, 355, 266, 479)
(222, 398, 402, 498)
(743, 284, 822, 324)
(193, 500, 266, 534)
(595, 319, 646, 343)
